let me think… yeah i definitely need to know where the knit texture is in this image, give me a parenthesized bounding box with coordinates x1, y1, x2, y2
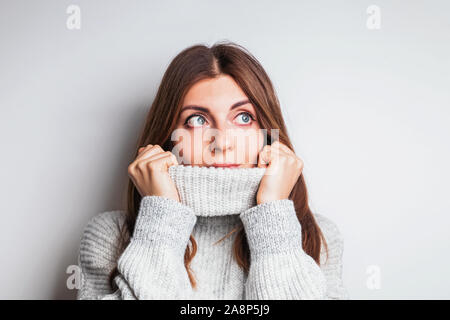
(76, 165, 349, 300)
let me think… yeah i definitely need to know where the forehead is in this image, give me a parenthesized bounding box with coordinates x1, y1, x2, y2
(182, 75, 252, 111)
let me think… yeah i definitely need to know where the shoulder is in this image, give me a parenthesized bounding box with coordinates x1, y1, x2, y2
(82, 210, 128, 237)
(78, 210, 129, 270)
(313, 213, 344, 243)
(312, 213, 345, 265)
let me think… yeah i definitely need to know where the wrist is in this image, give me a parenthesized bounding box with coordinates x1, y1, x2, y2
(240, 199, 302, 256)
(256, 195, 289, 205)
(133, 195, 196, 249)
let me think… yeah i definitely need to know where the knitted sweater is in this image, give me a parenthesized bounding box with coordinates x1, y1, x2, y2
(76, 165, 349, 300)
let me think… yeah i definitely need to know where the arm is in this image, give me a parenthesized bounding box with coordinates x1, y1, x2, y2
(77, 195, 197, 300)
(239, 199, 327, 300)
(315, 213, 350, 300)
(76, 209, 128, 300)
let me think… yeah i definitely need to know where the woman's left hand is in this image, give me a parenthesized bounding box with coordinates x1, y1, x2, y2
(256, 140, 304, 205)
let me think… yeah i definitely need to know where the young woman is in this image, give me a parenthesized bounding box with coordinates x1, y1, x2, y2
(77, 41, 349, 300)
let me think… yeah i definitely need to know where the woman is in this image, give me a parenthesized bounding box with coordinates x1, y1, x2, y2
(77, 41, 349, 300)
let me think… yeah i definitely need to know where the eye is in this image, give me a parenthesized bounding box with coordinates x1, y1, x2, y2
(184, 114, 207, 128)
(235, 112, 255, 125)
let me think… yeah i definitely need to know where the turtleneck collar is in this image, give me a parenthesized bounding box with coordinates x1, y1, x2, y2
(168, 165, 266, 222)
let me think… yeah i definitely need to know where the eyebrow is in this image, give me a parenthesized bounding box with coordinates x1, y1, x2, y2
(180, 99, 251, 113)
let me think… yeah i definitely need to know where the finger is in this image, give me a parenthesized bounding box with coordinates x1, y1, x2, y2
(147, 153, 179, 171)
(257, 145, 271, 168)
(258, 145, 285, 176)
(270, 144, 303, 173)
(267, 146, 284, 165)
(146, 151, 178, 165)
(136, 145, 163, 161)
(137, 144, 153, 157)
(273, 143, 303, 169)
(139, 144, 153, 152)
(164, 152, 179, 168)
(271, 140, 293, 155)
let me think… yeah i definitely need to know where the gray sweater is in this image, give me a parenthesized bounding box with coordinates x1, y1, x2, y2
(77, 165, 349, 299)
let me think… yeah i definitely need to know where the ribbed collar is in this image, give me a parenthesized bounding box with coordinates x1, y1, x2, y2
(168, 165, 266, 222)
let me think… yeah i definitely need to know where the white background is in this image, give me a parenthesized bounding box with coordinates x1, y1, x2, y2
(0, 0, 449, 299)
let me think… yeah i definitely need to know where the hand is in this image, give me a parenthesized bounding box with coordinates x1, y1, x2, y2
(256, 140, 303, 205)
(127, 144, 180, 202)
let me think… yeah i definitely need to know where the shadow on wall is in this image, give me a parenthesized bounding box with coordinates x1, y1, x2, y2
(51, 104, 145, 299)
(51, 160, 128, 300)
(52, 242, 79, 300)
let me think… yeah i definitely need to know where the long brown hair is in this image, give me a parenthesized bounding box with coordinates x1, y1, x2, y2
(109, 40, 329, 290)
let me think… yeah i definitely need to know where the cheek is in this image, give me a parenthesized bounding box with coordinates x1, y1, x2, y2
(249, 130, 265, 161)
(179, 130, 207, 165)
(235, 129, 264, 164)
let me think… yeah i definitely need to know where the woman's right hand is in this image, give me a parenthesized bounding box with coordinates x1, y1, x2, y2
(127, 144, 180, 202)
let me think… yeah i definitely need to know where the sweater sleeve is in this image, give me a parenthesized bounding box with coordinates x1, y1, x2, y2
(315, 213, 350, 299)
(239, 199, 327, 300)
(77, 195, 198, 300)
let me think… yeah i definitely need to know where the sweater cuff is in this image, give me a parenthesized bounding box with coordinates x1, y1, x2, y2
(239, 199, 303, 257)
(133, 195, 197, 249)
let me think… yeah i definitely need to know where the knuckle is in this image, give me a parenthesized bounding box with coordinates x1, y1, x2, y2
(147, 160, 157, 170)
(166, 151, 176, 161)
(154, 144, 163, 151)
(141, 144, 152, 151)
(136, 161, 145, 171)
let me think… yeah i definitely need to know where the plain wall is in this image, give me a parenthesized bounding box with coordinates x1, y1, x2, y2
(0, 0, 449, 299)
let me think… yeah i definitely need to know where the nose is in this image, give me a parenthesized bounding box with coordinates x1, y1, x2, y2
(209, 129, 234, 154)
